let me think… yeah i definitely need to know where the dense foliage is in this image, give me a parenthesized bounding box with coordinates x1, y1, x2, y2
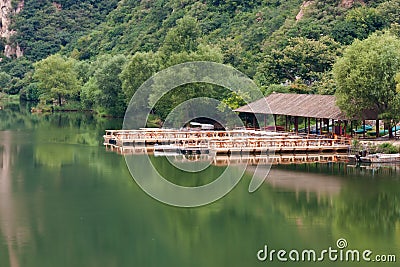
(1, 0, 400, 119)
(333, 32, 400, 135)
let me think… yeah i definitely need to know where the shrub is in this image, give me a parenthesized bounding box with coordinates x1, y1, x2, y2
(376, 143, 399, 154)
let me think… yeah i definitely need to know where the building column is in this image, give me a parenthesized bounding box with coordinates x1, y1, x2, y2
(285, 116, 288, 131)
(294, 116, 299, 134)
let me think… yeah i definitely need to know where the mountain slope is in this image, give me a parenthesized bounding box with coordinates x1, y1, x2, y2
(0, 0, 399, 107)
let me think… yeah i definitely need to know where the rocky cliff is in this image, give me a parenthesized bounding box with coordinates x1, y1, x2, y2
(0, 0, 23, 58)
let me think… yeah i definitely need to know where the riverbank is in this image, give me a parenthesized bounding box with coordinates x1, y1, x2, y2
(354, 138, 400, 154)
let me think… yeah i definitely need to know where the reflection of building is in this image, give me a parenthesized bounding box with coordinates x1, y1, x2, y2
(0, 131, 22, 267)
(249, 166, 343, 198)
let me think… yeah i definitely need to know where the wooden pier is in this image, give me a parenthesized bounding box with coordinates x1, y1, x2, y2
(103, 128, 351, 155)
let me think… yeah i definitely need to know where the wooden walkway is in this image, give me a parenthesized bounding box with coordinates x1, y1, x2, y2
(104, 129, 351, 155)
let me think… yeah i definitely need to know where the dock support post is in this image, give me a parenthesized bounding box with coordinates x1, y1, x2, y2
(264, 114, 267, 130)
(326, 119, 329, 135)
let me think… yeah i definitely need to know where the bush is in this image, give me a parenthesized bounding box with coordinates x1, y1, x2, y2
(376, 143, 399, 154)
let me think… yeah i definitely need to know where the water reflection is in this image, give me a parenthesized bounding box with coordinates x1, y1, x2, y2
(0, 108, 399, 266)
(265, 168, 342, 197)
(0, 131, 24, 267)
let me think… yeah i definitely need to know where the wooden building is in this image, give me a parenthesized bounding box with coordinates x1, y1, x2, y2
(234, 93, 379, 137)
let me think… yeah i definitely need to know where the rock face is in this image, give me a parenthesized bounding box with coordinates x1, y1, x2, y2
(0, 0, 24, 58)
(295, 1, 314, 21)
(339, 0, 365, 8)
(296, 0, 366, 21)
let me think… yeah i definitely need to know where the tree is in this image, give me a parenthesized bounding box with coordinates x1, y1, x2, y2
(333, 32, 400, 137)
(218, 90, 250, 111)
(396, 72, 400, 92)
(160, 15, 201, 55)
(0, 72, 11, 92)
(376, 0, 400, 25)
(80, 77, 101, 109)
(148, 44, 224, 120)
(33, 54, 79, 106)
(120, 51, 162, 103)
(258, 36, 341, 87)
(332, 6, 388, 45)
(92, 54, 127, 116)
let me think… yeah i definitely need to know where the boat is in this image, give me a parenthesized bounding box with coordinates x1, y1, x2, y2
(189, 122, 214, 130)
(153, 144, 181, 156)
(180, 146, 210, 155)
(359, 153, 400, 163)
(153, 144, 211, 156)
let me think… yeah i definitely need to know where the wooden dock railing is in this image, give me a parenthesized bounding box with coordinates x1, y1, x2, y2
(103, 129, 351, 155)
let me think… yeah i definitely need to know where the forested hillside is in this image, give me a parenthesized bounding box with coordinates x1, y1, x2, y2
(1, 0, 400, 118)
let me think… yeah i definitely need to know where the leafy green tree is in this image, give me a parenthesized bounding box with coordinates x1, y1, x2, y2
(11, 0, 118, 61)
(332, 6, 388, 45)
(376, 0, 400, 25)
(80, 77, 101, 109)
(120, 51, 162, 103)
(261, 84, 290, 96)
(333, 32, 400, 136)
(33, 54, 80, 106)
(396, 72, 400, 92)
(258, 36, 341, 86)
(160, 15, 201, 55)
(149, 45, 224, 120)
(0, 58, 33, 79)
(311, 71, 337, 95)
(20, 83, 41, 102)
(92, 54, 127, 116)
(73, 60, 91, 84)
(218, 90, 250, 111)
(0, 72, 11, 92)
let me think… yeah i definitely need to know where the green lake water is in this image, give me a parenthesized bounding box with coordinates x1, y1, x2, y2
(0, 104, 399, 267)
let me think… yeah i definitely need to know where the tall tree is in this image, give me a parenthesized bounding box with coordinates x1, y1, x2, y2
(148, 45, 224, 120)
(160, 15, 201, 55)
(93, 54, 127, 116)
(258, 36, 341, 87)
(333, 32, 400, 136)
(120, 51, 162, 102)
(0, 72, 11, 92)
(33, 54, 79, 106)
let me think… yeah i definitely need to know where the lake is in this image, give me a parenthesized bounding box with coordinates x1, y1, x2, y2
(0, 104, 399, 267)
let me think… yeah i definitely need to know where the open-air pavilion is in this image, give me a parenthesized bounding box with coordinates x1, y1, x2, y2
(234, 93, 380, 137)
